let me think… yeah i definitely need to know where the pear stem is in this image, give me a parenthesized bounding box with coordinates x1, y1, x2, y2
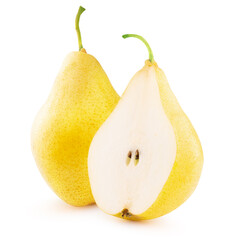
(122, 34, 154, 62)
(75, 6, 85, 51)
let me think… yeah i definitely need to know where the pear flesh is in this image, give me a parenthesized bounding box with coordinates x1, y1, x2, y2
(88, 61, 203, 220)
(89, 63, 176, 215)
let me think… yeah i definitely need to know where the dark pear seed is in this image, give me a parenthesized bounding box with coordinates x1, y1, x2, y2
(126, 151, 132, 166)
(134, 149, 139, 166)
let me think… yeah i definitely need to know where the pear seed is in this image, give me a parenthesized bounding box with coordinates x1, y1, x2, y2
(134, 150, 139, 166)
(126, 151, 132, 165)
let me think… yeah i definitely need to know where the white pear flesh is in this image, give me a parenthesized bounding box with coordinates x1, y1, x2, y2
(88, 65, 177, 215)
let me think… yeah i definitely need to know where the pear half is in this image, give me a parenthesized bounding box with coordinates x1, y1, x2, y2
(88, 34, 203, 220)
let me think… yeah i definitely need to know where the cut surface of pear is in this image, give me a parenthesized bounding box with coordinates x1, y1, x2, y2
(89, 64, 176, 215)
(88, 35, 203, 220)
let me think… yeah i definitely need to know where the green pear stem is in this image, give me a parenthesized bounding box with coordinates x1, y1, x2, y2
(122, 34, 154, 62)
(75, 6, 86, 51)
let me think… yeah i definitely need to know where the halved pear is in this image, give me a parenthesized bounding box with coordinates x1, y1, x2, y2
(88, 34, 203, 220)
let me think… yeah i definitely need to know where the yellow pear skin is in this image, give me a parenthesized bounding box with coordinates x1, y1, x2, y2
(31, 50, 119, 206)
(31, 7, 119, 206)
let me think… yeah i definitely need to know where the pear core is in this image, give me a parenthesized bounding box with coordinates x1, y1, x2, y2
(88, 64, 177, 215)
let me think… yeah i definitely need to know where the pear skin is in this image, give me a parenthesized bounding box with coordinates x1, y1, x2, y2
(31, 7, 119, 206)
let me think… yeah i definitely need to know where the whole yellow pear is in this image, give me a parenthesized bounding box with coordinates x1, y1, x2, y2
(31, 7, 119, 206)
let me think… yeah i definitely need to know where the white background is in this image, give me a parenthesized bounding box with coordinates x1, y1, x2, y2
(0, 0, 225, 239)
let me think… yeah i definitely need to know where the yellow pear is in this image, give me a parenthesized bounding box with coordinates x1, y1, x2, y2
(88, 34, 203, 219)
(31, 6, 119, 206)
